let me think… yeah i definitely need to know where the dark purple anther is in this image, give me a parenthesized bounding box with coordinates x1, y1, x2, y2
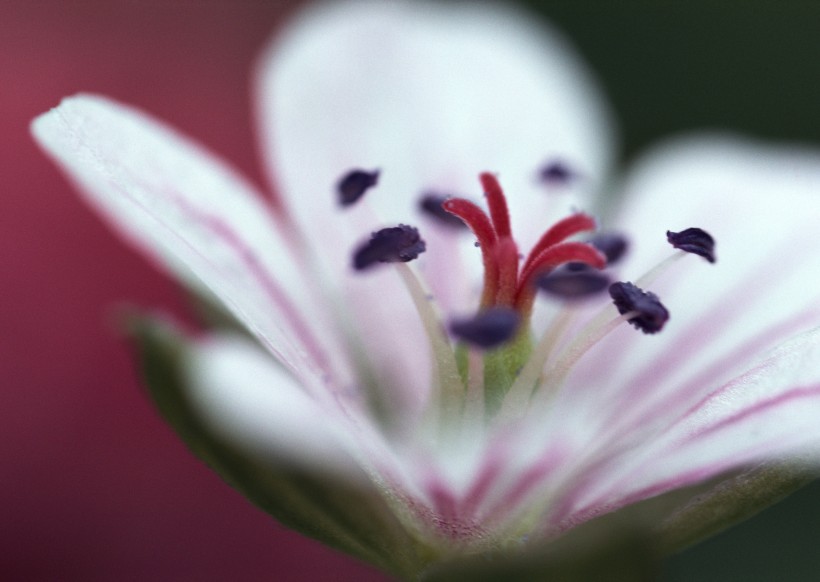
(450, 308, 520, 349)
(337, 169, 379, 207)
(419, 193, 467, 229)
(539, 160, 575, 184)
(353, 224, 426, 270)
(589, 232, 628, 265)
(609, 281, 669, 334)
(666, 228, 716, 263)
(537, 267, 610, 300)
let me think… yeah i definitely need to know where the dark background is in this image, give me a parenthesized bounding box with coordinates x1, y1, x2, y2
(3, 0, 819, 580)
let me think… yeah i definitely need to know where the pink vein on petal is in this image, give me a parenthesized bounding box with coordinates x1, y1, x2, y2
(482, 446, 566, 525)
(607, 239, 794, 410)
(169, 195, 338, 386)
(41, 102, 342, 394)
(607, 307, 819, 447)
(458, 456, 504, 520)
(427, 477, 459, 524)
(607, 262, 773, 418)
(577, 384, 820, 522)
(660, 356, 783, 436)
(576, 443, 792, 528)
(681, 384, 820, 443)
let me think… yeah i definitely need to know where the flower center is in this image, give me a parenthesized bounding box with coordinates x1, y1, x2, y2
(442, 173, 606, 315)
(437, 173, 610, 414)
(345, 169, 715, 427)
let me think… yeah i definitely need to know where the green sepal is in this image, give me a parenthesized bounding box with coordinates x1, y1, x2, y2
(186, 287, 253, 337)
(658, 461, 816, 554)
(130, 316, 430, 579)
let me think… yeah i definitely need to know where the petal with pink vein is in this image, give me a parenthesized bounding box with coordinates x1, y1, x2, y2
(562, 328, 820, 525)
(32, 95, 353, 399)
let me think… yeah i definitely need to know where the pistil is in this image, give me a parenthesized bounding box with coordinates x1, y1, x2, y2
(440, 173, 605, 416)
(348, 168, 716, 432)
(443, 174, 604, 315)
(442, 198, 499, 308)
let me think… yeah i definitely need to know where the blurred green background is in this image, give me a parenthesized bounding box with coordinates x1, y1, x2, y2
(532, 2, 820, 160)
(523, 2, 820, 580)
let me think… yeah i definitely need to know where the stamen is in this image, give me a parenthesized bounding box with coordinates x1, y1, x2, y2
(479, 172, 512, 239)
(497, 309, 575, 424)
(394, 264, 463, 427)
(539, 160, 575, 184)
(609, 281, 669, 334)
(352, 225, 426, 270)
(419, 194, 467, 229)
(337, 169, 379, 207)
(450, 308, 520, 349)
(634, 252, 686, 288)
(589, 232, 628, 265)
(535, 311, 636, 410)
(635, 228, 716, 288)
(667, 227, 716, 263)
(537, 267, 610, 300)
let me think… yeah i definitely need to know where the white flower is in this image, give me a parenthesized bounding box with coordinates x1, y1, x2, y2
(31, 1, 820, 578)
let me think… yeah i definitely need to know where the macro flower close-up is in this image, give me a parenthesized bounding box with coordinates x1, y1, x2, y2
(29, 1, 820, 579)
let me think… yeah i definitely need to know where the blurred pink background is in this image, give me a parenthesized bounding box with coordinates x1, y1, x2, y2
(1, 1, 385, 580)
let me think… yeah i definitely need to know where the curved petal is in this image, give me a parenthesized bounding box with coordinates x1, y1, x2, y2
(32, 94, 354, 400)
(562, 136, 820, 439)
(185, 333, 365, 476)
(135, 319, 429, 577)
(561, 328, 820, 523)
(512, 137, 820, 532)
(258, 1, 614, 241)
(183, 333, 419, 522)
(255, 1, 614, 411)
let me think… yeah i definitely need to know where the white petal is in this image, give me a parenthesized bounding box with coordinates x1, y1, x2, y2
(256, 1, 613, 408)
(517, 137, 820, 530)
(258, 1, 613, 227)
(185, 334, 364, 477)
(566, 136, 820, 437)
(32, 95, 353, 399)
(562, 328, 820, 521)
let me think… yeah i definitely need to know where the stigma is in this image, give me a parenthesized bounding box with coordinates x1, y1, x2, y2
(442, 172, 606, 317)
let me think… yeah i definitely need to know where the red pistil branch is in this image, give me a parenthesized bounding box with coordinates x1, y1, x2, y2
(443, 198, 500, 308)
(445, 174, 605, 317)
(494, 238, 520, 307)
(479, 172, 512, 239)
(445, 176, 519, 309)
(515, 242, 606, 314)
(522, 213, 597, 276)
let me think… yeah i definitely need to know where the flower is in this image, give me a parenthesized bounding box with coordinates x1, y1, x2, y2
(31, 1, 820, 579)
